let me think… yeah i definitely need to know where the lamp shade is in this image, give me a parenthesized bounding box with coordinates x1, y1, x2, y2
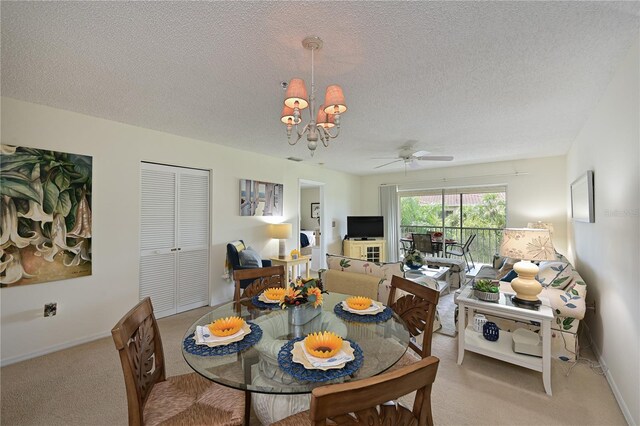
(499, 228, 555, 261)
(316, 105, 335, 129)
(269, 223, 292, 240)
(281, 105, 302, 125)
(284, 78, 309, 110)
(527, 221, 555, 238)
(323, 85, 347, 114)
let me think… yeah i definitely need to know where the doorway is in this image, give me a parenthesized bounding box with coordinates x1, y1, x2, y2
(298, 179, 325, 272)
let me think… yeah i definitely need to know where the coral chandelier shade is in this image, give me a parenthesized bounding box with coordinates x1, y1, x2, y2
(281, 36, 347, 156)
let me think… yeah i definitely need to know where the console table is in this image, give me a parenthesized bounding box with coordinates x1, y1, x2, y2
(457, 286, 553, 395)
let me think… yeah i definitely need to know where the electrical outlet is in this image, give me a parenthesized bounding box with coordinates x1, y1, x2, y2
(44, 303, 57, 317)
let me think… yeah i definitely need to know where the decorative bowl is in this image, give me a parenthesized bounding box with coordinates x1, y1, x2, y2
(264, 287, 286, 301)
(345, 296, 372, 311)
(208, 316, 245, 337)
(304, 331, 343, 358)
(474, 289, 500, 302)
(405, 262, 422, 270)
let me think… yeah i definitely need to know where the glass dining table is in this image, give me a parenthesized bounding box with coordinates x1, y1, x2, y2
(182, 292, 410, 425)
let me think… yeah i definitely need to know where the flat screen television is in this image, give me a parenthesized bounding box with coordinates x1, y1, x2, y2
(347, 216, 384, 240)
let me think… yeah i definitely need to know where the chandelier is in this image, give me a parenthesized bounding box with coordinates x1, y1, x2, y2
(281, 36, 347, 156)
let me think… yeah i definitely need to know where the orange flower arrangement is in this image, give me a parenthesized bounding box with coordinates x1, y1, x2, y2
(280, 278, 326, 308)
(304, 331, 343, 358)
(208, 316, 245, 337)
(346, 296, 372, 310)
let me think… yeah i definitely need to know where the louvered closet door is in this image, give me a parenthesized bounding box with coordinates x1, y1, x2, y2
(140, 164, 178, 318)
(140, 163, 210, 319)
(176, 169, 210, 313)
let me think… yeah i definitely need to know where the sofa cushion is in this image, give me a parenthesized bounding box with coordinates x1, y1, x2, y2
(239, 247, 262, 268)
(537, 261, 574, 290)
(323, 269, 380, 300)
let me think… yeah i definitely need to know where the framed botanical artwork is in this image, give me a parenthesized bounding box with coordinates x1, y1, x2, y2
(1, 145, 92, 287)
(311, 202, 320, 218)
(570, 170, 594, 223)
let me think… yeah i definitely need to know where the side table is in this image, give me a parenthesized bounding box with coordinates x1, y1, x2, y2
(456, 286, 553, 395)
(269, 256, 311, 284)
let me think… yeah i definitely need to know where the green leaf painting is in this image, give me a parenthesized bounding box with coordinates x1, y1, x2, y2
(0, 145, 92, 287)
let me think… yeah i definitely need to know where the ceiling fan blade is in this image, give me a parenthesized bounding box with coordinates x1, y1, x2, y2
(374, 159, 403, 169)
(412, 150, 430, 157)
(415, 155, 454, 161)
(408, 159, 421, 169)
(370, 156, 400, 160)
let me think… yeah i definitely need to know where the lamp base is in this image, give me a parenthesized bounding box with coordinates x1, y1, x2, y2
(278, 239, 286, 259)
(511, 260, 543, 303)
(511, 296, 542, 310)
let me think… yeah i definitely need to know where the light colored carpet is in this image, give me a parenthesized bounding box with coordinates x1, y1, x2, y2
(1, 303, 626, 426)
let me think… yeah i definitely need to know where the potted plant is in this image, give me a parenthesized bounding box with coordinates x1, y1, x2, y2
(473, 279, 500, 302)
(404, 249, 425, 270)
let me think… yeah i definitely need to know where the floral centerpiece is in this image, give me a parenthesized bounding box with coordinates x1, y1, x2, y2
(432, 231, 443, 242)
(280, 277, 326, 309)
(403, 249, 425, 270)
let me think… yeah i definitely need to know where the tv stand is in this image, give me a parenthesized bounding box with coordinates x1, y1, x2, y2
(344, 239, 386, 262)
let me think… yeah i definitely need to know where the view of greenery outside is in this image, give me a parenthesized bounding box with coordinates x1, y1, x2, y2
(400, 192, 506, 265)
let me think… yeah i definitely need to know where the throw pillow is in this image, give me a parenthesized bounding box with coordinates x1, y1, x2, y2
(537, 261, 574, 290)
(497, 257, 518, 280)
(239, 247, 262, 268)
(501, 269, 518, 282)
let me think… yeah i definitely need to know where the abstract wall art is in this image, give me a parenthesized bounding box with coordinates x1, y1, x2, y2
(239, 179, 283, 216)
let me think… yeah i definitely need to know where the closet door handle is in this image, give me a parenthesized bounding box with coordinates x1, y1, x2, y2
(171, 248, 178, 252)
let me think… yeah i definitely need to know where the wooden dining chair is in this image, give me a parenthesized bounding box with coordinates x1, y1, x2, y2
(233, 265, 286, 308)
(111, 297, 245, 426)
(273, 356, 440, 426)
(388, 275, 440, 366)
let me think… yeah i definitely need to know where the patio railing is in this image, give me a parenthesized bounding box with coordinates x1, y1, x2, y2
(400, 225, 504, 265)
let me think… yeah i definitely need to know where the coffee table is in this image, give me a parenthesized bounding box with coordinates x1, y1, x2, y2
(405, 266, 450, 294)
(456, 285, 553, 395)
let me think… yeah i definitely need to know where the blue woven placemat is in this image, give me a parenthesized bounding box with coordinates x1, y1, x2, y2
(333, 302, 393, 323)
(277, 337, 363, 382)
(251, 295, 281, 310)
(183, 323, 262, 356)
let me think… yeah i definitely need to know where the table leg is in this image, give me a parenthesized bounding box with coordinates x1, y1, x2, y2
(244, 391, 251, 426)
(542, 318, 552, 395)
(457, 302, 466, 364)
(305, 259, 310, 279)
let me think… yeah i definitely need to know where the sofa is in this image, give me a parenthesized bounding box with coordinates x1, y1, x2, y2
(466, 252, 587, 362)
(322, 254, 469, 334)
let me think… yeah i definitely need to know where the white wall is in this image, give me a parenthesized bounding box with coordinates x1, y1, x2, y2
(0, 97, 361, 364)
(360, 156, 568, 255)
(300, 187, 320, 230)
(566, 35, 639, 426)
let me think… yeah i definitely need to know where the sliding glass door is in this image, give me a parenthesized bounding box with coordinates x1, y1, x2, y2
(400, 186, 506, 264)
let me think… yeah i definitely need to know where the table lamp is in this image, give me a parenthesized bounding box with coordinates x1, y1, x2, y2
(270, 223, 292, 259)
(499, 228, 555, 307)
(526, 221, 554, 239)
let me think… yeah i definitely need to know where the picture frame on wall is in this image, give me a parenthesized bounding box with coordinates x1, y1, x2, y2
(570, 170, 595, 223)
(311, 202, 320, 218)
(239, 178, 283, 216)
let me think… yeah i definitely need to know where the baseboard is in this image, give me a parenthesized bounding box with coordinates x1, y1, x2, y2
(1, 330, 111, 367)
(587, 330, 637, 426)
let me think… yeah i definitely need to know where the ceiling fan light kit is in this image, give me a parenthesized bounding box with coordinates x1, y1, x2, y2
(281, 36, 347, 156)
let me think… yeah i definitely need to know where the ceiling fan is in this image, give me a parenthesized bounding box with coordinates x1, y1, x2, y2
(373, 149, 454, 169)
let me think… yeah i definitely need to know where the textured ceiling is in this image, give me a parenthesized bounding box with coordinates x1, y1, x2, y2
(2, 2, 639, 175)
